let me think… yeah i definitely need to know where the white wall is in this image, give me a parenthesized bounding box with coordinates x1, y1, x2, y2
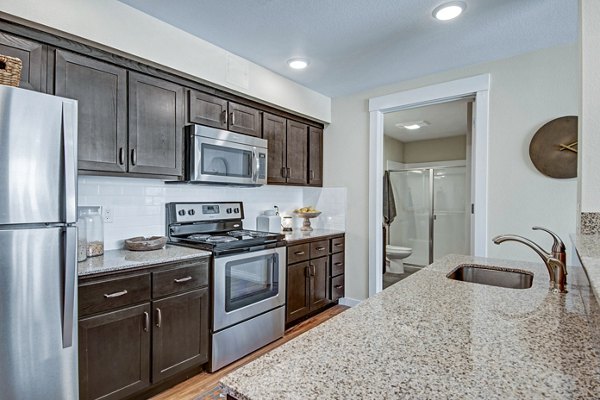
(79, 177, 346, 250)
(579, 0, 600, 213)
(383, 135, 405, 167)
(325, 45, 579, 300)
(0, 0, 331, 122)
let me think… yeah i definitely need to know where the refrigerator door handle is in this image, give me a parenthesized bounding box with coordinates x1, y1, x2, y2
(62, 226, 77, 348)
(62, 102, 77, 223)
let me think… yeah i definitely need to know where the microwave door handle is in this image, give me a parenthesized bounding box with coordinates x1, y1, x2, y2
(252, 149, 259, 183)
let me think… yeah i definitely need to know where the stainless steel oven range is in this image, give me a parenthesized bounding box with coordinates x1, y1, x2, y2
(166, 202, 286, 371)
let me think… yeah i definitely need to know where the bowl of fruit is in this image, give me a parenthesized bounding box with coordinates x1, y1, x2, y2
(293, 207, 321, 231)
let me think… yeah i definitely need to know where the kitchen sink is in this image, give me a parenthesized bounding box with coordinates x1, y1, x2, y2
(447, 264, 533, 289)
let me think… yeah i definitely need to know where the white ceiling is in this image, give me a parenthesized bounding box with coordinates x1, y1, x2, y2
(384, 99, 469, 142)
(119, 0, 578, 97)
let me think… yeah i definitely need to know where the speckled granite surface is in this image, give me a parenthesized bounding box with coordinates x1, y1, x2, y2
(581, 213, 600, 235)
(283, 229, 344, 242)
(221, 254, 600, 399)
(572, 233, 600, 302)
(78, 245, 211, 277)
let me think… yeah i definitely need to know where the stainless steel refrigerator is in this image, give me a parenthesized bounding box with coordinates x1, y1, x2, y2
(0, 85, 78, 398)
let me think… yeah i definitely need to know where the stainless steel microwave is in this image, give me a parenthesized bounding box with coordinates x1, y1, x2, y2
(186, 125, 267, 186)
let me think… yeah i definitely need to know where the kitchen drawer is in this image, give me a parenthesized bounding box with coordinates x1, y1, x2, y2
(310, 239, 330, 258)
(330, 275, 345, 302)
(330, 252, 345, 277)
(331, 236, 345, 254)
(152, 260, 209, 298)
(288, 243, 310, 264)
(79, 273, 151, 317)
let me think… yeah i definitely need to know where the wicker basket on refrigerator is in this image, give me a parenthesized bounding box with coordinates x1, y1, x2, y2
(0, 54, 22, 87)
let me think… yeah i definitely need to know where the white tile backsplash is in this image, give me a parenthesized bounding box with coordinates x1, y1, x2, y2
(78, 176, 346, 250)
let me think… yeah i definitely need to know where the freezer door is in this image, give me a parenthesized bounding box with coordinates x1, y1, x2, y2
(0, 226, 78, 398)
(0, 86, 78, 225)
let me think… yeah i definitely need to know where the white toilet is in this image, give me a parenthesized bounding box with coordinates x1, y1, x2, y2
(386, 245, 413, 274)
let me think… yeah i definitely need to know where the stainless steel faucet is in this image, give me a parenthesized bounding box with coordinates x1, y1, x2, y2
(492, 227, 568, 293)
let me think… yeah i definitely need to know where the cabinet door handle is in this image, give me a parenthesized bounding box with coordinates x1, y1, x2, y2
(334, 285, 344, 289)
(310, 264, 315, 276)
(310, 170, 315, 180)
(143, 312, 149, 332)
(118, 147, 124, 165)
(281, 167, 287, 178)
(174, 276, 192, 283)
(316, 246, 326, 251)
(230, 111, 236, 126)
(304, 265, 310, 277)
(131, 149, 137, 166)
(287, 167, 291, 177)
(156, 308, 162, 328)
(222, 109, 228, 125)
(294, 251, 305, 255)
(335, 262, 344, 266)
(104, 289, 128, 299)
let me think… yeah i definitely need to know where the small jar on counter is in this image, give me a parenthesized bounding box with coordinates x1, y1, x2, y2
(76, 218, 87, 262)
(79, 206, 104, 257)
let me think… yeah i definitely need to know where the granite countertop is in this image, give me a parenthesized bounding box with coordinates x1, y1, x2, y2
(78, 245, 211, 277)
(283, 229, 344, 243)
(572, 233, 600, 302)
(221, 254, 600, 399)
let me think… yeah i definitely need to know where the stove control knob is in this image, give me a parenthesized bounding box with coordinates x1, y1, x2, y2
(188, 209, 195, 216)
(178, 209, 185, 216)
(226, 208, 232, 214)
(234, 208, 240, 213)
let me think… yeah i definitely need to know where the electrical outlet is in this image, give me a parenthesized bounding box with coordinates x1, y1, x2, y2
(103, 207, 113, 223)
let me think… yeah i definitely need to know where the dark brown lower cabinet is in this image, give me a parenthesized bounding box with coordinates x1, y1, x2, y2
(286, 261, 311, 322)
(79, 303, 151, 400)
(78, 258, 210, 400)
(152, 288, 209, 382)
(310, 257, 330, 310)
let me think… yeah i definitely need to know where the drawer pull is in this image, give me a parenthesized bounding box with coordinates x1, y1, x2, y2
(156, 308, 162, 328)
(334, 243, 343, 247)
(143, 312, 149, 332)
(294, 251, 305, 255)
(174, 276, 192, 283)
(316, 246, 326, 251)
(334, 285, 344, 289)
(104, 289, 128, 299)
(335, 262, 344, 266)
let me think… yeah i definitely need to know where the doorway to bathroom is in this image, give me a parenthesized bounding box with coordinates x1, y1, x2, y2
(382, 99, 472, 289)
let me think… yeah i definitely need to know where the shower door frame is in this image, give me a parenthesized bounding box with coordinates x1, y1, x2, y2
(387, 160, 469, 266)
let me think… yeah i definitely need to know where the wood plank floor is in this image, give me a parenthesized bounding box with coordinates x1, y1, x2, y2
(150, 305, 349, 400)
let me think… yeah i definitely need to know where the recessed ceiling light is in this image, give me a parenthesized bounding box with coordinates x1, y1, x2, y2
(396, 121, 430, 130)
(433, 1, 466, 21)
(287, 58, 309, 70)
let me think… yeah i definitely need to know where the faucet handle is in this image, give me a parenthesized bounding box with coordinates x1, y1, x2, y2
(532, 226, 566, 252)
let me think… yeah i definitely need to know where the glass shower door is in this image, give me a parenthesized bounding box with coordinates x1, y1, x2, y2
(388, 170, 431, 267)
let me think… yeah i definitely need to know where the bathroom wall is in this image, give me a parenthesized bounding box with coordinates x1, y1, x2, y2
(403, 135, 467, 164)
(78, 176, 346, 250)
(383, 135, 405, 168)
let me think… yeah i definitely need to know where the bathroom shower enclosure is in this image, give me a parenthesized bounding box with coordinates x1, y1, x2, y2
(387, 164, 470, 267)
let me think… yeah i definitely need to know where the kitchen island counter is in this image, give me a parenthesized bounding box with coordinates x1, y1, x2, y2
(221, 254, 600, 399)
(78, 245, 211, 277)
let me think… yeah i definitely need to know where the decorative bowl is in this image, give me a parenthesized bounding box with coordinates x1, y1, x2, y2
(293, 211, 322, 231)
(124, 236, 167, 251)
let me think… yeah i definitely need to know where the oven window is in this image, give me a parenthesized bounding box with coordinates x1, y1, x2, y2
(201, 143, 252, 178)
(225, 253, 279, 312)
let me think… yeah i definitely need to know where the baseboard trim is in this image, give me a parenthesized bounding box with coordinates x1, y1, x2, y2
(338, 297, 361, 307)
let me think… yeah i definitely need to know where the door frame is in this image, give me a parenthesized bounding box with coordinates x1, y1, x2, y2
(368, 74, 490, 296)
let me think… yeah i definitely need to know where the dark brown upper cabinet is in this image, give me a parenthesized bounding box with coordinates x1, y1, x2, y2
(55, 49, 128, 173)
(262, 113, 311, 186)
(308, 126, 323, 186)
(0, 31, 46, 92)
(188, 90, 262, 137)
(128, 71, 184, 177)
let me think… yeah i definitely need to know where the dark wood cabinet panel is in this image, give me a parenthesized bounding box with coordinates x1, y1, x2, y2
(152, 288, 209, 383)
(331, 251, 345, 277)
(308, 126, 323, 186)
(310, 257, 330, 310)
(79, 303, 151, 400)
(0, 31, 45, 91)
(55, 50, 128, 173)
(229, 101, 261, 137)
(152, 261, 209, 299)
(79, 273, 151, 318)
(286, 120, 309, 185)
(286, 261, 310, 324)
(330, 274, 345, 302)
(188, 90, 227, 129)
(263, 112, 287, 184)
(128, 71, 184, 177)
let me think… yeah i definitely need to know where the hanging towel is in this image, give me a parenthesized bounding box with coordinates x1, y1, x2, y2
(383, 170, 397, 225)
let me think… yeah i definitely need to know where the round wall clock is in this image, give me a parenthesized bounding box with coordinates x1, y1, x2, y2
(529, 116, 578, 179)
